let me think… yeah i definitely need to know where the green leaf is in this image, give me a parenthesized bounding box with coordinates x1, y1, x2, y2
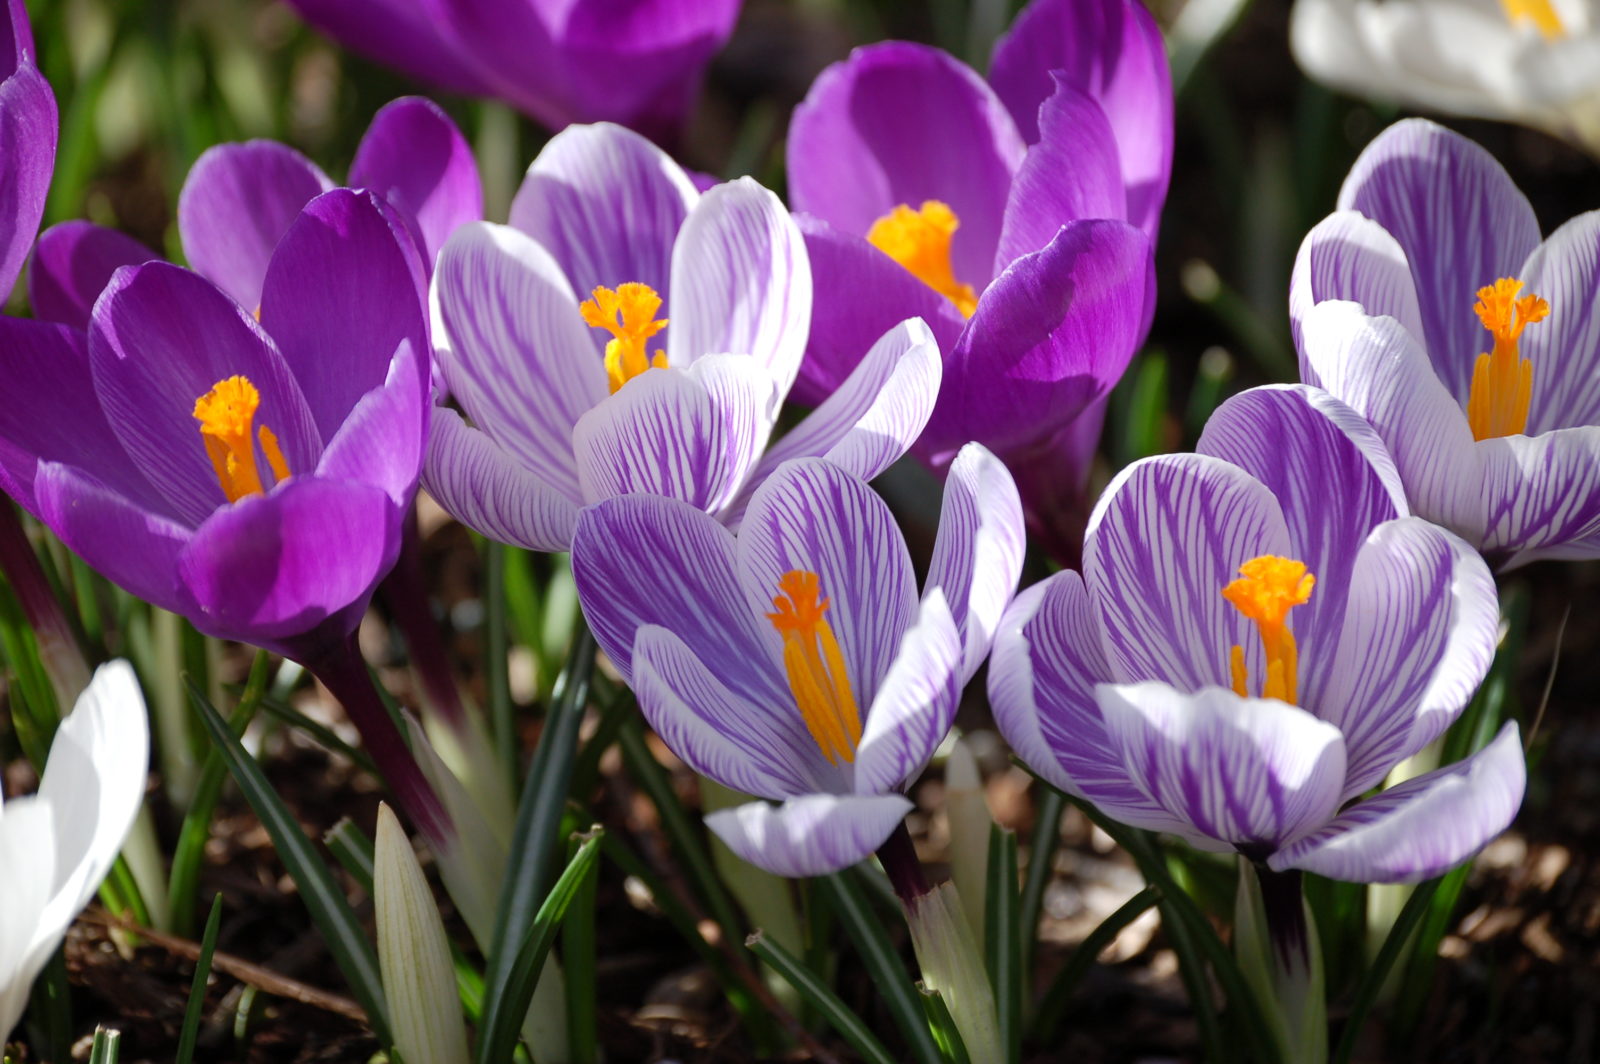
(745, 930, 897, 1064)
(1017, 785, 1064, 983)
(86, 1027, 120, 1064)
(984, 828, 1021, 1064)
(175, 894, 224, 1064)
(1332, 876, 1443, 1064)
(562, 833, 599, 1064)
(918, 983, 972, 1064)
(1030, 886, 1161, 1042)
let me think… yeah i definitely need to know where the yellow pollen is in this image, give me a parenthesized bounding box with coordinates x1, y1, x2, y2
(867, 201, 979, 318)
(765, 570, 863, 765)
(1501, 0, 1566, 39)
(1466, 276, 1548, 440)
(192, 375, 292, 503)
(1221, 555, 1314, 705)
(579, 282, 669, 393)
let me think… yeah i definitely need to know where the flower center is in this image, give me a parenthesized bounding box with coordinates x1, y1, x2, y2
(867, 200, 978, 318)
(1501, 0, 1565, 38)
(1221, 555, 1315, 706)
(765, 569, 863, 765)
(193, 375, 291, 503)
(1466, 276, 1548, 440)
(579, 282, 669, 393)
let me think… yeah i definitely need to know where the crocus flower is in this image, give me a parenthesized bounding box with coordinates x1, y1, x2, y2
(990, 383, 1525, 884)
(281, 0, 740, 137)
(1292, 0, 1600, 156)
(785, 0, 1167, 557)
(571, 446, 1024, 877)
(1, 661, 149, 1043)
(423, 121, 941, 551)
(28, 96, 479, 330)
(1292, 118, 1600, 568)
(0, 0, 55, 300)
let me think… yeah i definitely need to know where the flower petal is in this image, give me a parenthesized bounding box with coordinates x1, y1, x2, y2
(0, 60, 55, 300)
(349, 96, 483, 269)
(1098, 681, 1348, 851)
(279, 0, 493, 98)
(853, 591, 963, 795)
(572, 357, 780, 513)
(1320, 517, 1498, 798)
(89, 262, 322, 527)
(1478, 425, 1600, 564)
(316, 339, 427, 507)
(666, 178, 812, 395)
(260, 188, 429, 442)
(433, 221, 606, 501)
(1288, 209, 1425, 355)
(27, 221, 157, 331)
(989, 0, 1172, 237)
(787, 41, 1025, 288)
(1272, 722, 1525, 884)
(177, 140, 334, 312)
(422, 407, 578, 552)
(705, 793, 914, 879)
(1336, 119, 1540, 402)
(923, 443, 1025, 680)
(1517, 209, 1600, 433)
(508, 122, 697, 307)
(0, 798, 56, 1043)
(737, 458, 918, 711)
(1084, 453, 1291, 692)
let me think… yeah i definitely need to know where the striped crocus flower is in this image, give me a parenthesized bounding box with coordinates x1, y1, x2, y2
(1293, 118, 1600, 568)
(991, 383, 1525, 885)
(571, 446, 1024, 877)
(422, 121, 942, 551)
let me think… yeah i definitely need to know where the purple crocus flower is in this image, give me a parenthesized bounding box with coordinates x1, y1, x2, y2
(1292, 118, 1600, 568)
(281, 0, 740, 138)
(28, 96, 479, 329)
(785, 0, 1168, 560)
(0, 0, 56, 300)
(423, 121, 942, 551)
(990, 383, 1525, 884)
(571, 446, 1024, 877)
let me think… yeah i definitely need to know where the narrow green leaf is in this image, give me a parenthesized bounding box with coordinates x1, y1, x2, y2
(175, 894, 224, 1064)
(86, 1026, 120, 1064)
(1332, 877, 1443, 1064)
(563, 834, 600, 1064)
(324, 818, 376, 896)
(256, 694, 380, 777)
(984, 828, 1021, 1064)
(1030, 886, 1161, 1042)
(1018, 785, 1064, 982)
(747, 931, 896, 1064)
(919, 983, 973, 1064)
(187, 679, 391, 1043)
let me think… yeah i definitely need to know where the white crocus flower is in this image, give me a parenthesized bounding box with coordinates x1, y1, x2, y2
(1292, 0, 1600, 155)
(0, 661, 149, 1043)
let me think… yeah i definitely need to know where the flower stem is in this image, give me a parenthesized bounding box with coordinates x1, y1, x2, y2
(379, 513, 467, 730)
(1236, 860, 1327, 1064)
(877, 820, 931, 904)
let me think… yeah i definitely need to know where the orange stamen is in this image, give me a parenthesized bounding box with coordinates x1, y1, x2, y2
(867, 200, 979, 318)
(1466, 277, 1548, 440)
(192, 375, 292, 502)
(1221, 555, 1315, 705)
(1501, 0, 1566, 39)
(579, 282, 669, 393)
(766, 570, 863, 764)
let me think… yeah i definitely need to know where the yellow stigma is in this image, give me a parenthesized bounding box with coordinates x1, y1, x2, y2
(579, 282, 669, 393)
(1221, 555, 1315, 706)
(1501, 0, 1565, 39)
(192, 375, 292, 503)
(1466, 277, 1548, 440)
(867, 200, 979, 318)
(766, 570, 863, 765)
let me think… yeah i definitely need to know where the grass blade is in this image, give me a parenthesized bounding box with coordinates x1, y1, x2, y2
(1332, 876, 1443, 1064)
(175, 894, 224, 1064)
(562, 834, 599, 1064)
(86, 1027, 120, 1064)
(746, 930, 897, 1064)
(1030, 886, 1161, 1041)
(984, 827, 1021, 1064)
(1018, 785, 1064, 981)
(919, 984, 973, 1064)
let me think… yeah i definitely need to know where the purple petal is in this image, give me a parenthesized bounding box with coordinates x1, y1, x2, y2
(349, 96, 482, 268)
(279, 0, 493, 97)
(633, 625, 825, 799)
(1195, 383, 1406, 697)
(572, 357, 780, 513)
(1288, 210, 1425, 355)
(924, 443, 1025, 680)
(1479, 425, 1600, 564)
(852, 592, 962, 795)
(176, 476, 397, 645)
(994, 78, 1125, 271)
(790, 214, 966, 406)
(177, 140, 334, 312)
(0, 60, 55, 300)
(1299, 301, 1485, 543)
(1321, 517, 1498, 798)
(259, 188, 429, 442)
(1085, 453, 1290, 692)
(1336, 119, 1540, 401)
(705, 793, 914, 879)
(570, 492, 786, 709)
(1098, 681, 1348, 851)
(509, 123, 697, 310)
(995, 395, 1108, 564)
(989, 0, 1173, 237)
(1272, 722, 1525, 883)
(787, 41, 1025, 288)
(421, 407, 578, 552)
(434, 221, 606, 501)
(0, 317, 167, 517)
(32, 461, 191, 613)
(315, 338, 427, 507)
(924, 219, 1154, 463)
(1518, 209, 1600, 433)
(89, 262, 322, 528)
(736, 458, 919, 711)
(988, 574, 1190, 833)
(27, 222, 157, 331)
(667, 179, 811, 396)
(0, 0, 33, 75)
